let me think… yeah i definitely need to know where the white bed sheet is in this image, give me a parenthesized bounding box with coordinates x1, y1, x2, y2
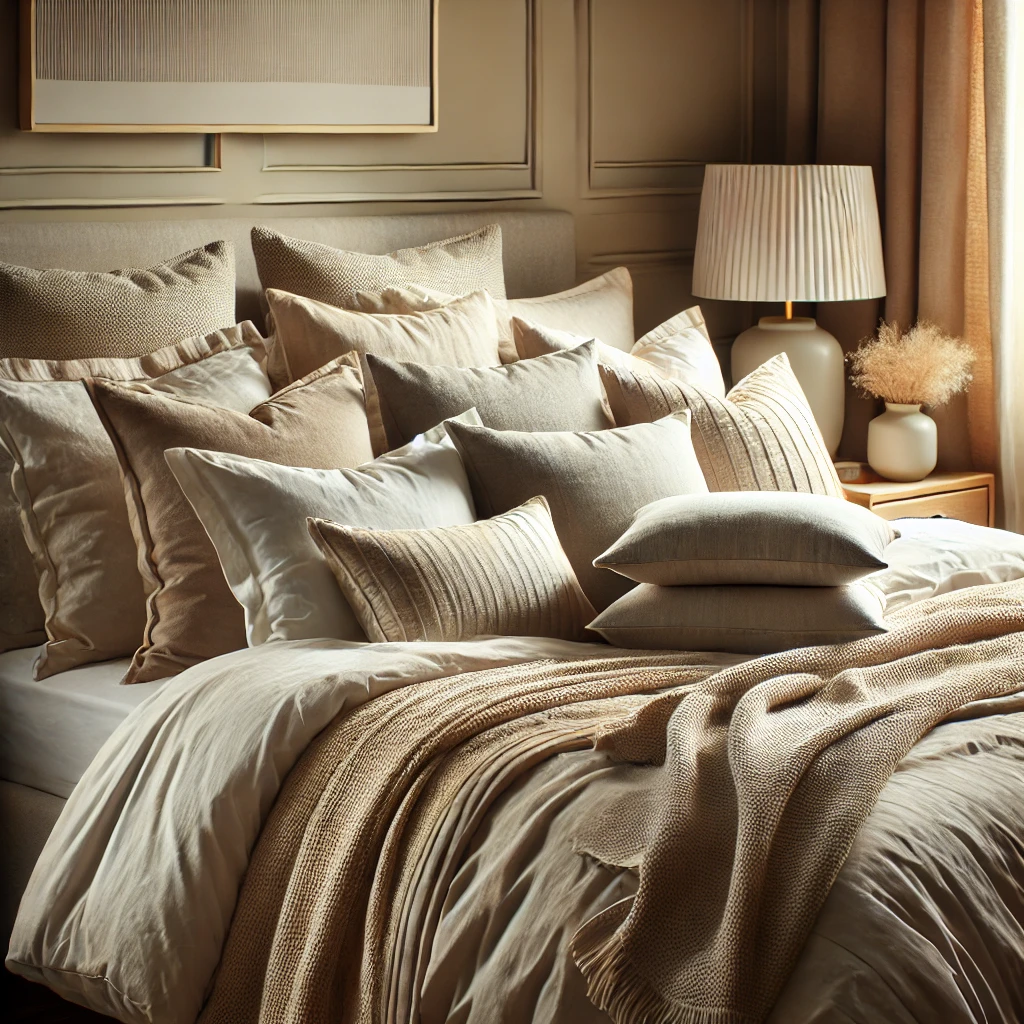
(0, 647, 163, 798)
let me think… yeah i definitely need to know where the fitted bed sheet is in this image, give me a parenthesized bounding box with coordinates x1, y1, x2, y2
(0, 647, 162, 798)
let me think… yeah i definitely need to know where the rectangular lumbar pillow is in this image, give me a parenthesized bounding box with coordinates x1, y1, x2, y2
(600, 352, 844, 497)
(364, 339, 613, 452)
(588, 582, 888, 654)
(595, 492, 897, 587)
(309, 496, 596, 643)
(88, 360, 374, 683)
(445, 414, 708, 612)
(0, 324, 270, 678)
(165, 410, 482, 647)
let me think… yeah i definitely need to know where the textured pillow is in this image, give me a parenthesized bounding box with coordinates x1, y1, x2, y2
(595, 492, 897, 586)
(365, 340, 613, 452)
(601, 353, 844, 497)
(89, 361, 373, 683)
(513, 306, 725, 398)
(588, 582, 888, 654)
(264, 288, 506, 389)
(0, 324, 269, 679)
(165, 410, 482, 647)
(0, 241, 236, 361)
(445, 414, 708, 612)
(309, 496, 596, 643)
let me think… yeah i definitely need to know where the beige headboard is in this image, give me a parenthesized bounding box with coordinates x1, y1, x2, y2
(0, 210, 576, 329)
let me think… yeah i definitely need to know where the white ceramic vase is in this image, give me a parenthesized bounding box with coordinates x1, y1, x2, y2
(867, 403, 937, 482)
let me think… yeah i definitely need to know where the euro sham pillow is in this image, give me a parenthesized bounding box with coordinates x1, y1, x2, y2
(365, 340, 613, 452)
(89, 360, 373, 684)
(600, 353, 844, 497)
(165, 410, 482, 647)
(595, 492, 897, 587)
(588, 582, 888, 654)
(0, 241, 236, 361)
(445, 414, 708, 612)
(0, 324, 270, 679)
(309, 496, 596, 643)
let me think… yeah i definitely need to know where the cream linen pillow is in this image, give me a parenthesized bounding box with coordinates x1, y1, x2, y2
(595, 492, 897, 586)
(601, 353, 844, 498)
(445, 414, 708, 612)
(89, 361, 374, 684)
(588, 582, 888, 654)
(365, 340, 613, 451)
(309, 496, 596, 643)
(0, 324, 269, 679)
(165, 410, 482, 647)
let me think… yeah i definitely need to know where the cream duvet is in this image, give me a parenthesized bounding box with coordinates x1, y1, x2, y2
(7, 585, 1024, 1024)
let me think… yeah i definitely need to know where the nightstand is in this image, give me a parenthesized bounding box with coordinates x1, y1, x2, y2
(842, 471, 995, 527)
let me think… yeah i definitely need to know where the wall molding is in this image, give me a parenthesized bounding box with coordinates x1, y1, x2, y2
(0, 195, 224, 209)
(584, 247, 695, 275)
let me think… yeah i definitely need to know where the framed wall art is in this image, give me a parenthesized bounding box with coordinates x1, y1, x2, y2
(19, 0, 438, 133)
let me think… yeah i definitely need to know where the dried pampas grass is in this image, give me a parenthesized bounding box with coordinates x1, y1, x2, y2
(850, 320, 974, 407)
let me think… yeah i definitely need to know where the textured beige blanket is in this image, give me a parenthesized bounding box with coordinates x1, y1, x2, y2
(200, 581, 1024, 1024)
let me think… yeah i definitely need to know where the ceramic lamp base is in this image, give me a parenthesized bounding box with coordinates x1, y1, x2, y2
(730, 316, 845, 457)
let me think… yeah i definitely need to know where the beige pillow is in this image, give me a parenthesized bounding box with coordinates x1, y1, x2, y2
(89, 360, 374, 684)
(0, 241, 236, 361)
(595, 492, 897, 586)
(588, 582, 888, 654)
(445, 414, 708, 612)
(365, 340, 613, 452)
(309, 496, 596, 643)
(165, 410, 482, 648)
(601, 353, 845, 498)
(0, 324, 270, 679)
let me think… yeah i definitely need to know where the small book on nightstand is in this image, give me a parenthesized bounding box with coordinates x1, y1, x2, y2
(841, 471, 995, 528)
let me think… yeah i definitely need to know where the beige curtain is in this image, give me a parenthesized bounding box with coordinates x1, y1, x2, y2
(782, 0, 998, 484)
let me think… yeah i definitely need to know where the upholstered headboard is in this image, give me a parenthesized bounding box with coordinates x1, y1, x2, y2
(0, 210, 576, 328)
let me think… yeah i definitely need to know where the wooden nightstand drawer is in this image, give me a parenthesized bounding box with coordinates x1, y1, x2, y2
(869, 486, 990, 526)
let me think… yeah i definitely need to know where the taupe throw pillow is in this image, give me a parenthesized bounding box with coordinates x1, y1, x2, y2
(595, 492, 897, 586)
(445, 414, 708, 612)
(365, 340, 613, 451)
(89, 360, 374, 683)
(309, 496, 596, 643)
(600, 353, 844, 497)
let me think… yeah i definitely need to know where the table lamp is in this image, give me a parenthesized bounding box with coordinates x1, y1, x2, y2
(691, 164, 886, 456)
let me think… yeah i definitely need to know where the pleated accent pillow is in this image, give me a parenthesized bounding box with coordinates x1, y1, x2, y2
(600, 352, 844, 497)
(309, 496, 596, 643)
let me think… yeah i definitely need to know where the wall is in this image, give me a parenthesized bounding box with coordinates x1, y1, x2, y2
(0, 0, 783, 369)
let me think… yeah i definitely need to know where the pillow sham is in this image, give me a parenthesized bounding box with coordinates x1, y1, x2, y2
(0, 241, 236, 361)
(309, 496, 596, 643)
(445, 414, 708, 612)
(0, 324, 270, 679)
(365, 340, 613, 452)
(600, 353, 844, 497)
(165, 410, 482, 647)
(589, 582, 888, 654)
(89, 360, 373, 684)
(595, 492, 897, 586)
(513, 306, 726, 399)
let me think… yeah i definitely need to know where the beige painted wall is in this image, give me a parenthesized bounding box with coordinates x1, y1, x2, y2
(0, 0, 783, 371)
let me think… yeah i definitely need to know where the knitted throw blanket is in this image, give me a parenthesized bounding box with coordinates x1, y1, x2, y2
(200, 581, 1024, 1024)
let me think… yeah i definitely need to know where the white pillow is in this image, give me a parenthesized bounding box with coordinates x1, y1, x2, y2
(166, 410, 482, 646)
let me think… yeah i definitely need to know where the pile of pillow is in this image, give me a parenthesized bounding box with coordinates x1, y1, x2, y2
(1, 220, 870, 686)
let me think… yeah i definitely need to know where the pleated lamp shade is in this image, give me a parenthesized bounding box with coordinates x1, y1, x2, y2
(692, 164, 886, 302)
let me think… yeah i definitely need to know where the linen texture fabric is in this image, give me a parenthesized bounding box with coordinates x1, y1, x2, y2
(88, 360, 374, 683)
(588, 581, 888, 653)
(596, 491, 897, 586)
(601, 352, 845, 497)
(365, 340, 613, 451)
(309, 496, 596, 643)
(0, 324, 270, 678)
(445, 414, 708, 612)
(0, 241, 236, 361)
(165, 410, 482, 647)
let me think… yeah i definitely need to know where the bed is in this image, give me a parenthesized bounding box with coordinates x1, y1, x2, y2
(1, 212, 1022, 1024)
